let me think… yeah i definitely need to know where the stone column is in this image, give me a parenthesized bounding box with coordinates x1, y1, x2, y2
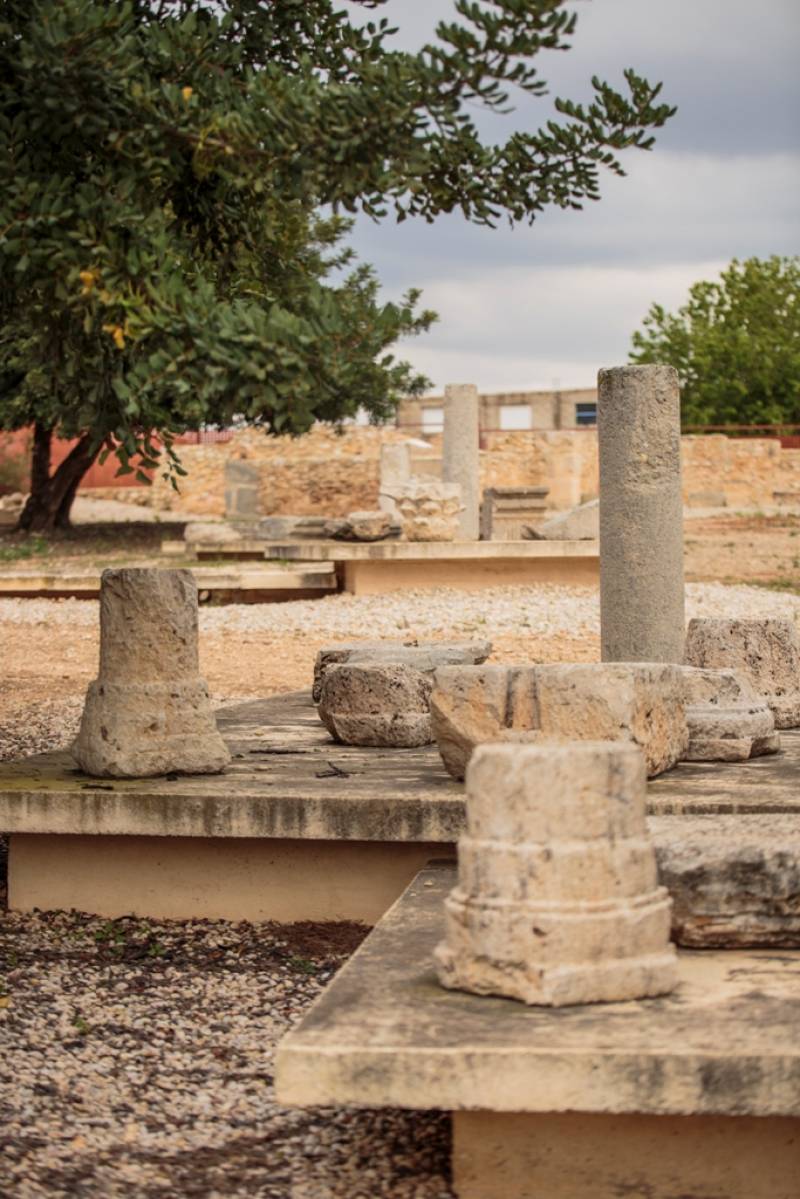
(598, 364, 685, 663)
(442, 383, 480, 540)
(378, 443, 411, 516)
(224, 457, 260, 522)
(435, 740, 676, 1006)
(72, 568, 231, 777)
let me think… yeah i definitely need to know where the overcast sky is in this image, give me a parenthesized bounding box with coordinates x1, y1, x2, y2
(344, 0, 800, 393)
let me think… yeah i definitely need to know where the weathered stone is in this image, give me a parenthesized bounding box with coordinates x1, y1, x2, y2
(224, 457, 260, 520)
(183, 521, 241, 545)
(525, 498, 598, 541)
(0, 491, 25, 511)
(378, 443, 411, 517)
(430, 664, 539, 780)
(685, 618, 800, 728)
(326, 510, 396, 542)
(432, 662, 687, 780)
(680, 666, 779, 760)
(313, 639, 492, 703)
(481, 486, 549, 541)
(652, 815, 800, 948)
(318, 662, 434, 747)
(598, 364, 685, 664)
(442, 383, 480, 540)
(256, 516, 303, 540)
(72, 568, 230, 778)
(436, 742, 677, 1006)
(392, 480, 463, 542)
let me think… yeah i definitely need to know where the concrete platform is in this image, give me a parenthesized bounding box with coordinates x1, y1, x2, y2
(0, 692, 798, 923)
(0, 563, 337, 602)
(276, 862, 800, 1198)
(175, 538, 600, 593)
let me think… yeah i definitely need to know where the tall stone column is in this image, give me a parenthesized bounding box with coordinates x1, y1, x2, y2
(598, 365, 685, 663)
(442, 383, 480, 540)
(73, 568, 231, 777)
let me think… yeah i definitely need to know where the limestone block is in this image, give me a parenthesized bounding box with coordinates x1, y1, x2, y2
(313, 639, 492, 704)
(392, 480, 463, 542)
(326, 510, 396, 542)
(318, 662, 434, 747)
(652, 815, 800, 948)
(680, 666, 779, 761)
(430, 665, 539, 780)
(72, 568, 230, 777)
(183, 521, 241, 545)
(685, 618, 800, 728)
(533, 663, 687, 777)
(436, 742, 677, 1006)
(378, 443, 411, 516)
(525, 498, 598, 541)
(256, 516, 302, 540)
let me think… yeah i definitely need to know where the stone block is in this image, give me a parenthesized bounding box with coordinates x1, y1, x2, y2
(480, 487, 549, 541)
(685, 618, 800, 728)
(432, 663, 687, 780)
(436, 742, 677, 1006)
(652, 814, 800, 948)
(326, 510, 396, 542)
(72, 569, 230, 778)
(318, 662, 433, 747)
(183, 521, 241, 545)
(313, 640, 492, 704)
(391, 480, 463, 542)
(525, 498, 598, 541)
(256, 516, 302, 540)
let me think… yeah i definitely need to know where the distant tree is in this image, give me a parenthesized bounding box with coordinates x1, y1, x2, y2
(630, 256, 800, 428)
(1, 0, 675, 531)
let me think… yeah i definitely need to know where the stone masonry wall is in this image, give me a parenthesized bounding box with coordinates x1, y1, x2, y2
(142, 425, 800, 517)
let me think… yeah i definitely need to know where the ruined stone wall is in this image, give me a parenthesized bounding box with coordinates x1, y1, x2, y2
(140, 425, 800, 516)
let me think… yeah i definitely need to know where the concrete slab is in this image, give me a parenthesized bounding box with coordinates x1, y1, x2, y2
(276, 862, 800, 1118)
(0, 564, 337, 601)
(1, 693, 798, 921)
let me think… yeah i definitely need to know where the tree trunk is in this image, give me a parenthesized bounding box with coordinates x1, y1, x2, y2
(18, 431, 97, 533)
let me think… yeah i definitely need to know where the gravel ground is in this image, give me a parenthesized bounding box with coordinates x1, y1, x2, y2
(0, 912, 452, 1198)
(1, 579, 798, 640)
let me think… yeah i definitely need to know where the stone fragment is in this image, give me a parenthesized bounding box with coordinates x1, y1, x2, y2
(651, 814, 800, 948)
(432, 662, 687, 781)
(436, 742, 677, 1006)
(525, 498, 598, 541)
(391, 480, 463, 542)
(318, 662, 433, 747)
(72, 568, 230, 778)
(481, 486, 549, 540)
(680, 666, 779, 761)
(685, 618, 800, 728)
(183, 521, 241, 545)
(224, 457, 260, 520)
(0, 491, 25, 510)
(430, 664, 539, 780)
(598, 364, 685, 664)
(326, 510, 396, 542)
(256, 516, 303, 540)
(442, 383, 480, 539)
(313, 640, 492, 704)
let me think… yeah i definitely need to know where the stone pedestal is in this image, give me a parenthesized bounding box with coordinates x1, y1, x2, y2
(598, 365, 685, 663)
(684, 618, 800, 728)
(224, 458, 260, 520)
(479, 486, 549, 540)
(436, 742, 677, 1006)
(442, 383, 480, 540)
(72, 569, 230, 778)
(680, 666, 779, 760)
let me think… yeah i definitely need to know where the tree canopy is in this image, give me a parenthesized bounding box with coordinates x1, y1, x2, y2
(630, 256, 800, 429)
(0, 0, 675, 529)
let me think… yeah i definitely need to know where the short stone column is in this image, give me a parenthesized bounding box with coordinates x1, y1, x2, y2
(378, 443, 411, 517)
(442, 383, 480, 540)
(598, 364, 685, 662)
(435, 741, 676, 1006)
(72, 568, 231, 777)
(224, 457, 260, 521)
